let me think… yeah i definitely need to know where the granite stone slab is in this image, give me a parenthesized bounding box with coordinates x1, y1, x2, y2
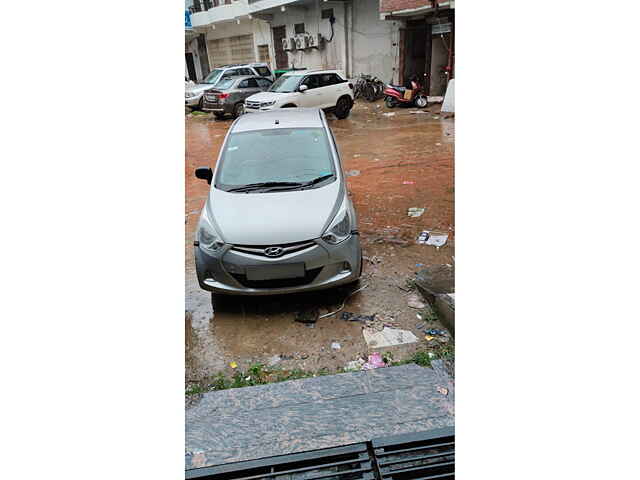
(185, 363, 454, 469)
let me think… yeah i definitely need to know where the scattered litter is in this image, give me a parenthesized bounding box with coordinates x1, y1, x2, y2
(426, 329, 447, 336)
(428, 352, 436, 359)
(427, 96, 444, 103)
(345, 169, 361, 177)
(437, 386, 449, 395)
(415, 322, 426, 330)
(425, 335, 435, 341)
(435, 142, 441, 146)
(416, 263, 425, 267)
(363, 327, 418, 348)
(407, 293, 426, 309)
(353, 154, 361, 158)
(432, 116, 440, 120)
(407, 207, 426, 217)
(416, 313, 422, 320)
(402, 181, 415, 185)
(417, 230, 449, 247)
(409, 110, 429, 114)
(229, 361, 238, 369)
(382, 112, 396, 117)
(318, 283, 369, 319)
(362, 352, 387, 370)
(345, 358, 366, 371)
(341, 312, 375, 322)
(295, 307, 319, 324)
(331, 342, 341, 350)
(267, 355, 281, 367)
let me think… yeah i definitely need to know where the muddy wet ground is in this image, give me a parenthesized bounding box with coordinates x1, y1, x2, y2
(185, 100, 454, 389)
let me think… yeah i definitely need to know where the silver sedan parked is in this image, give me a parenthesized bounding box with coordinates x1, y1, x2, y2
(194, 108, 362, 304)
(202, 75, 273, 119)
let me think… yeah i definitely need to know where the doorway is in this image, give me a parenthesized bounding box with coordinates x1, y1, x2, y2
(272, 26, 288, 69)
(185, 52, 197, 82)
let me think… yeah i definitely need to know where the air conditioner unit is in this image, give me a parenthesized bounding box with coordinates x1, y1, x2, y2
(306, 33, 322, 49)
(294, 35, 305, 50)
(282, 37, 293, 51)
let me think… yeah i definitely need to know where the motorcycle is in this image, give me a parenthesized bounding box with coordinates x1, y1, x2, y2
(383, 80, 428, 109)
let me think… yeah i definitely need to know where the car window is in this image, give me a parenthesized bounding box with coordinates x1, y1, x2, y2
(203, 69, 224, 84)
(319, 74, 344, 87)
(269, 75, 303, 93)
(226, 69, 240, 76)
(302, 75, 320, 90)
(214, 77, 235, 90)
(238, 79, 249, 88)
(239, 68, 253, 75)
(216, 128, 336, 189)
(255, 66, 272, 77)
(256, 78, 272, 88)
(245, 78, 259, 88)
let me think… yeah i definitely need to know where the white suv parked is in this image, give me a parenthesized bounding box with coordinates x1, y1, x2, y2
(244, 70, 354, 119)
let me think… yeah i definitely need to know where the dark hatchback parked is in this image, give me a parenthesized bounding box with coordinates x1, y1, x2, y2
(202, 75, 273, 119)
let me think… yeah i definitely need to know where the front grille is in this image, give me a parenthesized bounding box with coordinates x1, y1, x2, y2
(231, 267, 322, 289)
(186, 428, 454, 479)
(231, 240, 316, 258)
(245, 100, 260, 108)
(373, 428, 455, 479)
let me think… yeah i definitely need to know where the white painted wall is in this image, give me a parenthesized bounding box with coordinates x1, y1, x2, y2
(351, 0, 401, 84)
(267, 1, 348, 74)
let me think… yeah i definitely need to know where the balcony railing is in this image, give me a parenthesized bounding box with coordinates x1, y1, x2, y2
(189, 0, 233, 13)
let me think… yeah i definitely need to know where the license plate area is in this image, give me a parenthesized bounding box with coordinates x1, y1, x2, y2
(245, 263, 305, 281)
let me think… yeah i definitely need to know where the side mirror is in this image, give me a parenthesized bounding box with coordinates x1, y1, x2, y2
(195, 167, 213, 185)
(298, 84, 308, 93)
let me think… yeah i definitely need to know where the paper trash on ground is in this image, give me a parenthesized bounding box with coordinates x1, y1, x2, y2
(363, 327, 418, 348)
(417, 230, 449, 247)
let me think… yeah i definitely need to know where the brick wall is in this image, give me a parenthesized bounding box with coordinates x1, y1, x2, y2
(380, 0, 447, 13)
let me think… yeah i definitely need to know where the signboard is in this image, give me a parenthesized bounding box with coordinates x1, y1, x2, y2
(185, 10, 193, 29)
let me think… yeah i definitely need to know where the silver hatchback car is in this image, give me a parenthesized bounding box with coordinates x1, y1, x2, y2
(194, 108, 362, 303)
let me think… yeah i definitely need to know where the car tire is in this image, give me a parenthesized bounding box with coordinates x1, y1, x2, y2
(197, 96, 204, 110)
(334, 97, 352, 119)
(232, 102, 245, 119)
(213, 112, 225, 120)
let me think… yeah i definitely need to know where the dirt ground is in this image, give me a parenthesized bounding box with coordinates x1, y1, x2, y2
(185, 99, 454, 388)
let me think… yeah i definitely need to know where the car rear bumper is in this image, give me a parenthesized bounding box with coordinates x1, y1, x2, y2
(202, 99, 232, 114)
(185, 95, 202, 107)
(195, 235, 361, 295)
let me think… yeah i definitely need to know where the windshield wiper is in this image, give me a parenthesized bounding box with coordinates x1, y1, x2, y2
(300, 174, 335, 188)
(226, 181, 303, 193)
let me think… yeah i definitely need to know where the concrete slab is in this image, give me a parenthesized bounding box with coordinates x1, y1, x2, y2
(186, 364, 454, 469)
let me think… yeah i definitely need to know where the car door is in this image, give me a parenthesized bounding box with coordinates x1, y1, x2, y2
(298, 74, 323, 108)
(236, 78, 262, 103)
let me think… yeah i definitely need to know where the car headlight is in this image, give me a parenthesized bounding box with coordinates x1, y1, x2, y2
(197, 207, 225, 253)
(322, 199, 352, 245)
(261, 101, 276, 107)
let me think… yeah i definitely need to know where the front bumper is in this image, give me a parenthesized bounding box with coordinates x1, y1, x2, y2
(194, 235, 362, 295)
(244, 104, 277, 113)
(185, 93, 202, 107)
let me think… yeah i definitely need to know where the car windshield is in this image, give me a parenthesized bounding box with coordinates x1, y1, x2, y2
(214, 77, 235, 90)
(203, 69, 224, 84)
(269, 75, 303, 93)
(216, 128, 336, 191)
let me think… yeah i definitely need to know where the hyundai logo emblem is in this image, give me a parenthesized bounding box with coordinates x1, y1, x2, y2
(264, 246, 284, 257)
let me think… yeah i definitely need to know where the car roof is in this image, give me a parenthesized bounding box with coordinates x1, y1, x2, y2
(221, 75, 266, 82)
(232, 108, 325, 133)
(218, 63, 269, 69)
(282, 69, 342, 76)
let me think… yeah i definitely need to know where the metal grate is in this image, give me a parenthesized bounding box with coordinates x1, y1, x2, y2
(186, 443, 375, 479)
(373, 428, 455, 480)
(186, 429, 454, 480)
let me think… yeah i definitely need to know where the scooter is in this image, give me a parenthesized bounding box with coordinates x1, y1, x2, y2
(383, 81, 428, 109)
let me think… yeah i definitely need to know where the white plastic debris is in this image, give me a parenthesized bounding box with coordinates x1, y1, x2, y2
(407, 294, 426, 310)
(331, 342, 341, 350)
(417, 230, 449, 247)
(363, 327, 418, 348)
(407, 207, 425, 217)
(382, 112, 396, 117)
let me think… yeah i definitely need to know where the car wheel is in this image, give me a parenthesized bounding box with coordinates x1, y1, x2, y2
(385, 96, 397, 108)
(197, 96, 204, 110)
(334, 97, 352, 119)
(232, 102, 245, 118)
(213, 112, 225, 120)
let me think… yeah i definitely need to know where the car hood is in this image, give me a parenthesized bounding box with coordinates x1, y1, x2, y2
(246, 91, 286, 102)
(207, 181, 341, 245)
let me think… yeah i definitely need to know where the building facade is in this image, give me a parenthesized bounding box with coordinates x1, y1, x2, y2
(185, 0, 454, 93)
